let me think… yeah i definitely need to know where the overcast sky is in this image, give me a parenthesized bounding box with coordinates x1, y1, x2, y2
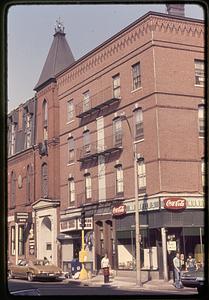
(7, 3, 204, 112)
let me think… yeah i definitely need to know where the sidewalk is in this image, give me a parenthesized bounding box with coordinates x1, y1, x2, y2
(67, 274, 197, 293)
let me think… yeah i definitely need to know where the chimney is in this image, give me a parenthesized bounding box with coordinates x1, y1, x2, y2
(166, 4, 185, 17)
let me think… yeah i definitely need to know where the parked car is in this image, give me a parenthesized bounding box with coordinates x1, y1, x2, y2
(181, 267, 204, 294)
(8, 259, 63, 282)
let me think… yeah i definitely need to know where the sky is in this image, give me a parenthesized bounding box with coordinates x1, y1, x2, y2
(7, 3, 204, 112)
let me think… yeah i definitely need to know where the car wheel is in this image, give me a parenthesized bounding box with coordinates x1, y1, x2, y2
(8, 270, 14, 279)
(27, 272, 33, 282)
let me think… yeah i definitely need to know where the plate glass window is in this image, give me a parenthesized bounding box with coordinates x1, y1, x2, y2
(18, 225, 24, 256)
(11, 226, 15, 255)
(132, 63, 141, 90)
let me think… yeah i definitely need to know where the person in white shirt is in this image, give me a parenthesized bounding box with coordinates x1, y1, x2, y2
(101, 253, 110, 283)
(173, 252, 183, 289)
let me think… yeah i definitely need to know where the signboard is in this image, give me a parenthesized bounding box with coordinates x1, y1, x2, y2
(112, 204, 126, 216)
(15, 212, 31, 223)
(126, 198, 160, 213)
(77, 217, 93, 230)
(161, 197, 204, 210)
(164, 198, 186, 210)
(167, 241, 177, 251)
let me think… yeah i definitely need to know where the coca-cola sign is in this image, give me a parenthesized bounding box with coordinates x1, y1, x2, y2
(164, 198, 186, 210)
(112, 205, 126, 216)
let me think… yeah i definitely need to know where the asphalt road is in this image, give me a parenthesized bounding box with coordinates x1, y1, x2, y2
(7, 279, 198, 296)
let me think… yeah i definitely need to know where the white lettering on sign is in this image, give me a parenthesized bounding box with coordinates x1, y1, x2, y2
(164, 198, 186, 210)
(112, 205, 126, 216)
(78, 217, 93, 230)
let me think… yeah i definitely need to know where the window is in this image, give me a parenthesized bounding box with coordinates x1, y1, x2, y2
(137, 158, 146, 190)
(198, 105, 204, 137)
(18, 225, 24, 256)
(132, 63, 141, 90)
(68, 137, 75, 163)
(83, 130, 91, 153)
(9, 124, 16, 156)
(83, 91, 90, 112)
(43, 100, 48, 140)
(85, 174, 92, 199)
(10, 171, 16, 208)
(41, 163, 48, 198)
(201, 158, 205, 190)
(116, 165, 123, 194)
(195, 60, 204, 86)
(11, 226, 15, 255)
(134, 108, 144, 140)
(67, 100, 74, 122)
(26, 165, 32, 204)
(113, 118, 122, 146)
(68, 177, 75, 206)
(113, 74, 120, 98)
(25, 111, 32, 149)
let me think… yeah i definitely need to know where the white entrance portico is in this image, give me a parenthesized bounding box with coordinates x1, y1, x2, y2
(32, 199, 60, 265)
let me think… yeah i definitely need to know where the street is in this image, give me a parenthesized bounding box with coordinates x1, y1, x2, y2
(7, 278, 198, 296)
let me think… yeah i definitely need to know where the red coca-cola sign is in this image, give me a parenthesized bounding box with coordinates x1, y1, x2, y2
(112, 205, 126, 216)
(164, 198, 186, 210)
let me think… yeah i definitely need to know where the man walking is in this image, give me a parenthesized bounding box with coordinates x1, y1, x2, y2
(101, 253, 110, 283)
(173, 252, 183, 289)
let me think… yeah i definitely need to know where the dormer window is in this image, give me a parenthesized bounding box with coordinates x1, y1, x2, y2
(24, 108, 32, 149)
(43, 100, 48, 140)
(9, 123, 16, 156)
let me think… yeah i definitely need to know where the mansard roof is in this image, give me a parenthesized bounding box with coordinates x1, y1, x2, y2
(34, 24, 75, 91)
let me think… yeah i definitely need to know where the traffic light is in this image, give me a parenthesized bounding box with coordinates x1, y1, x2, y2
(81, 208, 85, 228)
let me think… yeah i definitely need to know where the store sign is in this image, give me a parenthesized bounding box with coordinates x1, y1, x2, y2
(15, 212, 31, 223)
(164, 198, 186, 210)
(112, 205, 126, 216)
(167, 241, 177, 251)
(78, 217, 93, 230)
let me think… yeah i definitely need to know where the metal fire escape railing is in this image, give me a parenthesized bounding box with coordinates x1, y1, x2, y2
(75, 86, 120, 118)
(76, 134, 123, 162)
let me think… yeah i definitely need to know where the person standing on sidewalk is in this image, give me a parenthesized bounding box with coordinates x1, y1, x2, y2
(101, 253, 110, 283)
(173, 252, 183, 289)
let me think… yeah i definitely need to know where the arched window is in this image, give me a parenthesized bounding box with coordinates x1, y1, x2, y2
(10, 171, 16, 208)
(41, 163, 48, 198)
(26, 165, 32, 204)
(43, 100, 48, 140)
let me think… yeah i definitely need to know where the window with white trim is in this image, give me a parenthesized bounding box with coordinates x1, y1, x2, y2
(195, 60, 204, 86)
(41, 163, 48, 198)
(85, 174, 92, 199)
(68, 177, 75, 206)
(116, 165, 124, 194)
(113, 74, 120, 98)
(9, 124, 16, 156)
(25, 112, 32, 148)
(113, 118, 122, 146)
(26, 165, 32, 204)
(11, 226, 15, 255)
(83, 91, 90, 112)
(18, 225, 24, 256)
(137, 158, 146, 190)
(132, 63, 141, 90)
(67, 99, 74, 122)
(134, 108, 144, 140)
(198, 104, 204, 137)
(68, 137, 75, 163)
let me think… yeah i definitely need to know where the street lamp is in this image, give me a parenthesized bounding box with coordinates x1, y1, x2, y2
(121, 113, 142, 287)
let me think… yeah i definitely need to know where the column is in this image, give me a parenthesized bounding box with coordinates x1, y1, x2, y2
(161, 227, 168, 281)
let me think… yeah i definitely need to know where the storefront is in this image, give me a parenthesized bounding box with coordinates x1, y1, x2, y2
(114, 195, 204, 279)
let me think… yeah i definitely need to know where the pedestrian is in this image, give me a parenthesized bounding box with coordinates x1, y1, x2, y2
(173, 252, 183, 289)
(180, 253, 185, 271)
(186, 253, 197, 272)
(101, 253, 110, 283)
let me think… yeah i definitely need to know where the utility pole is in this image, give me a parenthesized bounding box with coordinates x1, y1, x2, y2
(79, 207, 88, 280)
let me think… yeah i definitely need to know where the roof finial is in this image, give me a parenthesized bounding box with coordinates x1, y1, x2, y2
(55, 17, 65, 33)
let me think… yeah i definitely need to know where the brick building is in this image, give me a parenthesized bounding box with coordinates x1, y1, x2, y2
(8, 5, 205, 280)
